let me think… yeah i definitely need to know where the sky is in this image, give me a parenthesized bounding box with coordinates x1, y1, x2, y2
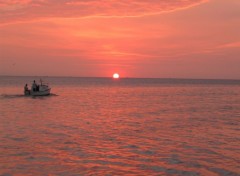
(0, 0, 240, 79)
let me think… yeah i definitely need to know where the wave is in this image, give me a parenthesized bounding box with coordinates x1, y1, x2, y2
(0, 93, 58, 99)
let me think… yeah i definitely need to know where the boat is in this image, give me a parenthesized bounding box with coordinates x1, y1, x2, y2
(24, 79, 51, 96)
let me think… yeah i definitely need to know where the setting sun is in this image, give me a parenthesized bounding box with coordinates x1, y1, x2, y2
(113, 73, 120, 79)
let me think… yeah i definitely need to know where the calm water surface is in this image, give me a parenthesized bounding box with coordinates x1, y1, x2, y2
(0, 76, 240, 176)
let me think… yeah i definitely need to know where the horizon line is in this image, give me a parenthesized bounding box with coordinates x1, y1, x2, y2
(0, 75, 240, 81)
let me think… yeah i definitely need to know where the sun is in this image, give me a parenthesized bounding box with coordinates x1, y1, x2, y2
(113, 73, 120, 79)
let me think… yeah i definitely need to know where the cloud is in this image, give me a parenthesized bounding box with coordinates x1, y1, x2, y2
(0, 0, 208, 24)
(218, 41, 240, 49)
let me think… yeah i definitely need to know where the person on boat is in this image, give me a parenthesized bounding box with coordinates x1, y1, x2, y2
(24, 84, 28, 91)
(32, 80, 37, 91)
(24, 84, 30, 95)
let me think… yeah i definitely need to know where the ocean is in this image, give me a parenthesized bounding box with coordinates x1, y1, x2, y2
(0, 76, 239, 176)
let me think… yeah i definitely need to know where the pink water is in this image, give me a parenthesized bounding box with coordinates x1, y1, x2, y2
(0, 77, 240, 175)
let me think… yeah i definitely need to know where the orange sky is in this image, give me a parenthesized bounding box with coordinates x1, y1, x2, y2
(0, 0, 240, 79)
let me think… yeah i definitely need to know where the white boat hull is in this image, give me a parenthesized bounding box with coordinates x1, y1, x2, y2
(25, 88, 51, 96)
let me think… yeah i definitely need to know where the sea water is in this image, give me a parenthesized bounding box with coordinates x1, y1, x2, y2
(0, 76, 239, 176)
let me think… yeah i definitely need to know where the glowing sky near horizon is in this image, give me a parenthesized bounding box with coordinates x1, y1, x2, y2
(0, 0, 240, 78)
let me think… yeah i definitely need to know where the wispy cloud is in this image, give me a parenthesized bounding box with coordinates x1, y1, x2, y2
(0, 0, 208, 24)
(218, 41, 240, 49)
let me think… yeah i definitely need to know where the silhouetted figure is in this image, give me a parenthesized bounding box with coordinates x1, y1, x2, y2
(24, 84, 30, 95)
(24, 84, 28, 91)
(32, 80, 37, 91)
